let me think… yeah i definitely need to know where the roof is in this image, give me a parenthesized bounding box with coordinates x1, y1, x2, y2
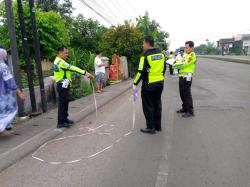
(241, 34, 250, 40)
(217, 38, 234, 44)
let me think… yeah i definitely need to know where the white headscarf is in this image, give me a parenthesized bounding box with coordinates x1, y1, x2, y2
(0, 48, 7, 62)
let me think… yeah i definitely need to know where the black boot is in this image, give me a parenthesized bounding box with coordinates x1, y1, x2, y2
(57, 122, 71, 128)
(176, 108, 186, 113)
(182, 112, 194, 118)
(140, 128, 156, 134)
(65, 119, 74, 124)
(155, 128, 162, 132)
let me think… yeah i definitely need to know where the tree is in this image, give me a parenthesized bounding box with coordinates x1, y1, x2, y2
(136, 11, 169, 50)
(69, 14, 107, 52)
(0, 1, 70, 65)
(101, 21, 144, 76)
(205, 41, 220, 55)
(194, 44, 207, 55)
(36, 0, 73, 18)
(194, 41, 220, 55)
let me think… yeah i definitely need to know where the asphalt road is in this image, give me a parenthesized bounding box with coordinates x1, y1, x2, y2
(0, 58, 250, 187)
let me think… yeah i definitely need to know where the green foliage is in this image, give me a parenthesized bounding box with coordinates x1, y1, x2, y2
(101, 21, 144, 76)
(69, 73, 92, 101)
(136, 11, 169, 50)
(67, 48, 94, 100)
(205, 41, 220, 55)
(194, 42, 220, 55)
(194, 44, 207, 55)
(0, 2, 170, 98)
(36, 0, 73, 19)
(68, 48, 95, 72)
(0, 2, 70, 64)
(20, 70, 39, 88)
(37, 11, 70, 60)
(69, 14, 107, 52)
(229, 47, 244, 55)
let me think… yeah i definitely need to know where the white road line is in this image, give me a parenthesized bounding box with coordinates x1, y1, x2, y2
(88, 145, 113, 159)
(49, 162, 62, 165)
(32, 156, 44, 162)
(155, 86, 174, 187)
(115, 138, 122, 143)
(124, 131, 132, 137)
(66, 159, 81, 164)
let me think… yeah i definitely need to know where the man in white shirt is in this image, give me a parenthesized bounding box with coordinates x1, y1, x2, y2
(94, 51, 106, 93)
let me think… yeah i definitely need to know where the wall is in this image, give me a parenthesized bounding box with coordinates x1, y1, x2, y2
(23, 76, 57, 113)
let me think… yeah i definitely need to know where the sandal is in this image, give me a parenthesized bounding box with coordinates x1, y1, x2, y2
(0, 130, 13, 137)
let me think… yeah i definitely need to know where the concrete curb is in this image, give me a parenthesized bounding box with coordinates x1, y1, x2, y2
(0, 81, 132, 173)
(197, 55, 250, 65)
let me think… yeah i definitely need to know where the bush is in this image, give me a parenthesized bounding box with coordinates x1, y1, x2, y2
(68, 48, 94, 72)
(0, 2, 70, 64)
(69, 73, 92, 101)
(68, 48, 95, 101)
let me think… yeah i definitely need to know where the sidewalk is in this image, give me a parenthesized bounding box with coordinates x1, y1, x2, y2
(197, 55, 250, 64)
(0, 80, 132, 172)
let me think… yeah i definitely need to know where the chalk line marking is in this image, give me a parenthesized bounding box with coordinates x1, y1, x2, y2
(49, 162, 62, 165)
(124, 131, 132, 137)
(88, 145, 113, 159)
(115, 138, 122, 143)
(31, 83, 136, 165)
(66, 159, 81, 164)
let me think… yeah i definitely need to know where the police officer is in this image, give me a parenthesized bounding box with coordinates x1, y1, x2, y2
(175, 49, 185, 63)
(133, 36, 166, 134)
(54, 46, 94, 128)
(168, 51, 174, 75)
(173, 41, 197, 118)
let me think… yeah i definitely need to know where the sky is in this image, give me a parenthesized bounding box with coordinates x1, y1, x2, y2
(72, 0, 250, 50)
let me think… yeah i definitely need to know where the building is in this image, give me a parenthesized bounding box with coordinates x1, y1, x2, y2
(217, 34, 250, 55)
(217, 38, 234, 55)
(234, 34, 250, 55)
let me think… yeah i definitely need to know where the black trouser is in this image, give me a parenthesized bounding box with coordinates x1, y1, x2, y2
(141, 83, 163, 130)
(179, 77, 193, 114)
(169, 65, 173, 75)
(57, 83, 69, 124)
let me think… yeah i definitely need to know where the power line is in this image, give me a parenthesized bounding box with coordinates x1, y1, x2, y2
(118, 0, 140, 18)
(108, 0, 128, 20)
(88, 0, 122, 25)
(126, 0, 141, 17)
(97, 0, 124, 24)
(78, 0, 114, 25)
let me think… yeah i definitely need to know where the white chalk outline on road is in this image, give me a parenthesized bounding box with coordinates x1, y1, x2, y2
(32, 123, 134, 164)
(31, 85, 136, 165)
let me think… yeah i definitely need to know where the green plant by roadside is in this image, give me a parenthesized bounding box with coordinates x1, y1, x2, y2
(69, 73, 92, 101)
(68, 48, 95, 72)
(0, 1, 70, 64)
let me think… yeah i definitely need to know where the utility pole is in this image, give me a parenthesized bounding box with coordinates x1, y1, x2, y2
(28, 0, 47, 112)
(4, 0, 25, 116)
(17, 0, 37, 113)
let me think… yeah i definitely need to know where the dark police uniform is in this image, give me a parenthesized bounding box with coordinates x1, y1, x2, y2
(53, 57, 86, 127)
(134, 48, 166, 131)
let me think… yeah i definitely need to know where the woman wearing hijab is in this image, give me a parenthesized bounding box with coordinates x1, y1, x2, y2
(0, 48, 25, 136)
